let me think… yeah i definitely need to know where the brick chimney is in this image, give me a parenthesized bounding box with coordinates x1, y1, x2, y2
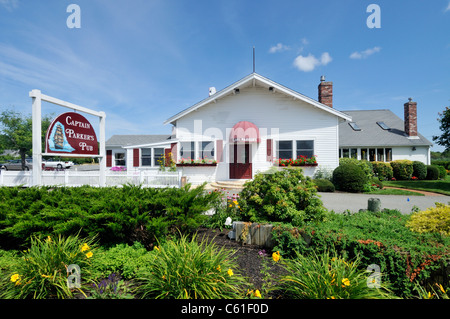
(404, 98, 418, 137)
(318, 76, 333, 108)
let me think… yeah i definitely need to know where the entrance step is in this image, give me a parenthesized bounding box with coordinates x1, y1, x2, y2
(208, 180, 248, 190)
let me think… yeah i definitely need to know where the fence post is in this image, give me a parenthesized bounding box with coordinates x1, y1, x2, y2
(65, 170, 69, 186)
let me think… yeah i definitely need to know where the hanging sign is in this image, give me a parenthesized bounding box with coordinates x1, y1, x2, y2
(45, 112, 98, 155)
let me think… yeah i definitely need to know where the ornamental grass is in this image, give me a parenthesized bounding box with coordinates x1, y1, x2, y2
(278, 250, 395, 299)
(0, 234, 97, 299)
(135, 234, 248, 299)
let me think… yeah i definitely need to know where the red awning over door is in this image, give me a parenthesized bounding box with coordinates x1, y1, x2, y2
(229, 121, 260, 143)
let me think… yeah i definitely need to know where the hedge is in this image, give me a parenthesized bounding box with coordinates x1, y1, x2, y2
(391, 160, 414, 180)
(412, 161, 427, 180)
(372, 162, 393, 181)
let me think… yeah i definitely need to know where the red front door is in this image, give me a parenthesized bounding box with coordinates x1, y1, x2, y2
(229, 143, 252, 179)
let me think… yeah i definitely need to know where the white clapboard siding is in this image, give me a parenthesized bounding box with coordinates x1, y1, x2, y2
(175, 85, 340, 180)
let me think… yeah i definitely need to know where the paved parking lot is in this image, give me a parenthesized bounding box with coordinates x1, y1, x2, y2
(318, 192, 450, 214)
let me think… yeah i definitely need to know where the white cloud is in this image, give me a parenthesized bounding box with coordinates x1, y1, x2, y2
(293, 52, 332, 72)
(350, 46, 381, 59)
(269, 43, 290, 53)
(445, 1, 450, 12)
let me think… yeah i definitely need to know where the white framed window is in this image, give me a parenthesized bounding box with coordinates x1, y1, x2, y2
(200, 141, 215, 160)
(153, 148, 165, 166)
(141, 148, 152, 166)
(180, 142, 195, 160)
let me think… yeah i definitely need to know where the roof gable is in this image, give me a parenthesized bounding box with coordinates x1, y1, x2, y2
(164, 73, 352, 125)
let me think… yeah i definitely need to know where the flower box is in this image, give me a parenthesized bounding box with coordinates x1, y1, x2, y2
(177, 158, 217, 167)
(176, 163, 217, 167)
(275, 156, 318, 167)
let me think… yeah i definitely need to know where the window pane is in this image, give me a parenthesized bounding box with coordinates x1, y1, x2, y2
(361, 149, 368, 161)
(296, 140, 314, 159)
(200, 141, 215, 159)
(153, 148, 164, 166)
(277, 140, 293, 159)
(180, 142, 195, 160)
(369, 148, 376, 161)
(141, 148, 152, 166)
(343, 148, 349, 158)
(385, 148, 392, 162)
(377, 148, 384, 161)
(115, 153, 125, 166)
(350, 149, 357, 159)
(297, 140, 313, 150)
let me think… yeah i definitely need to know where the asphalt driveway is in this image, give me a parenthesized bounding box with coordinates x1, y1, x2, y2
(318, 192, 450, 214)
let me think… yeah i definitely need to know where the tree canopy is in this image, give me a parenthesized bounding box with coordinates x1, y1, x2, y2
(433, 106, 450, 153)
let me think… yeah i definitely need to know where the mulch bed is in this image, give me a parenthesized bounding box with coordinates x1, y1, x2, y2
(195, 227, 286, 298)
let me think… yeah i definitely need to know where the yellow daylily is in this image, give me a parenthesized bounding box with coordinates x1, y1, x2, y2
(341, 278, 350, 287)
(227, 269, 234, 277)
(272, 251, 281, 262)
(81, 243, 90, 252)
(85, 251, 93, 258)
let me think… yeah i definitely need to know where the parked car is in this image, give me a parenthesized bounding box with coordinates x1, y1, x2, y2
(0, 159, 33, 171)
(42, 159, 74, 169)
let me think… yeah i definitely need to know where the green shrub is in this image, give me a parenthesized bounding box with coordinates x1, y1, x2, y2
(135, 234, 248, 299)
(238, 168, 327, 225)
(0, 234, 97, 299)
(426, 165, 440, 180)
(339, 158, 373, 180)
(91, 242, 154, 280)
(437, 165, 447, 179)
(313, 179, 335, 192)
(391, 160, 414, 180)
(332, 163, 368, 193)
(369, 177, 383, 190)
(372, 162, 393, 181)
(271, 210, 450, 298)
(278, 250, 393, 299)
(0, 184, 220, 249)
(406, 203, 450, 236)
(412, 161, 427, 180)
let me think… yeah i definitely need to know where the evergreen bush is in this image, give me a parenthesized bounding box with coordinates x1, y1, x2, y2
(391, 160, 414, 180)
(426, 165, 440, 180)
(332, 163, 368, 193)
(412, 161, 427, 180)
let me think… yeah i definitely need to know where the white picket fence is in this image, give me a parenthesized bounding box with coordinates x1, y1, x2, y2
(0, 169, 182, 188)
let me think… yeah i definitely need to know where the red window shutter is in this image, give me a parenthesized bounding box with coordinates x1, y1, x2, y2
(267, 139, 273, 162)
(133, 148, 140, 167)
(106, 150, 112, 167)
(216, 140, 223, 162)
(170, 143, 177, 163)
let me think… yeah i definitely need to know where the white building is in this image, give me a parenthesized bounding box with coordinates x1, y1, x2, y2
(106, 72, 432, 185)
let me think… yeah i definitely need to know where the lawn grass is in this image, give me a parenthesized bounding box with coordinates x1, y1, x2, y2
(383, 176, 450, 196)
(365, 188, 424, 196)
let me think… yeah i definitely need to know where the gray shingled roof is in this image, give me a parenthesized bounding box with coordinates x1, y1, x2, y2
(106, 135, 172, 147)
(339, 110, 432, 147)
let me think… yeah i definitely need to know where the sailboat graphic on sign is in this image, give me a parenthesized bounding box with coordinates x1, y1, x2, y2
(54, 124, 64, 149)
(47, 121, 75, 153)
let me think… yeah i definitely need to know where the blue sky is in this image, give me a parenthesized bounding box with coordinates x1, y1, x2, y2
(0, 0, 449, 151)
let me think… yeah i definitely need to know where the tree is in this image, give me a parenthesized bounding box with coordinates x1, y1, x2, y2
(0, 109, 52, 170)
(433, 106, 450, 153)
